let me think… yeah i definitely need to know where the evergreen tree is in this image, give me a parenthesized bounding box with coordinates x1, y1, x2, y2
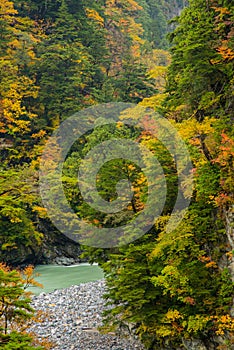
(34, 0, 94, 127)
(0, 264, 44, 349)
(144, 0, 186, 49)
(83, 1, 234, 349)
(165, 0, 234, 121)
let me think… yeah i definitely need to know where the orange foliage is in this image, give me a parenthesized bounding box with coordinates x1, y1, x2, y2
(19, 264, 43, 291)
(183, 296, 196, 305)
(217, 41, 234, 62)
(213, 133, 234, 207)
(210, 314, 234, 336)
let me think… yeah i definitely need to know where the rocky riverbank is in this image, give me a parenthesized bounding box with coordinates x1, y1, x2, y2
(30, 279, 144, 350)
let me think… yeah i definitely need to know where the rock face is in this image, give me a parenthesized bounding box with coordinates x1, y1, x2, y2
(225, 206, 234, 281)
(1, 222, 82, 266)
(38, 222, 82, 265)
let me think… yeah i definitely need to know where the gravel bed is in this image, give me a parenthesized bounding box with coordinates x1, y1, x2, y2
(30, 279, 144, 350)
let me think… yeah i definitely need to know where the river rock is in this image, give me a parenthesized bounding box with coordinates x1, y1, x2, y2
(30, 280, 144, 350)
(182, 339, 207, 350)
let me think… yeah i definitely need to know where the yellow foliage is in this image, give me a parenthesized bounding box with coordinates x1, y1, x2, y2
(226, 251, 233, 260)
(127, 0, 143, 11)
(177, 117, 216, 140)
(32, 206, 48, 218)
(106, 0, 142, 12)
(0, 76, 38, 134)
(140, 93, 167, 109)
(165, 309, 183, 322)
(136, 174, 147, 186)
(131, 43, 142, 57)
(1, 242, 17, 250)
(105, 0, 145, 63)
(0, 263, 43, 291)
(86, 8, 104, 26)
(10, 217, 22, 223)
(32, 130, 47, 139)
(127, 164, 136, 171)
(210, 314, 234, 335)
(155, 325, 174, 338)
(20, 265, 43, 291)
(175, 117, 218, 163)
(0, 262, 11, 273)
(205, 261, 218, 269)
(143, 49, 171, 70)
(185, 315, 210, 333)
(149, 66, 167, 79)
(0, 0, 18, 20)
(116, 121, 124, 129)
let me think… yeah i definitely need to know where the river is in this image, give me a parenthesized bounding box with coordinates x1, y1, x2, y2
(28, 263, 104, 295)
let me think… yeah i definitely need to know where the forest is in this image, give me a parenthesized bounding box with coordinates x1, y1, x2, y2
(0, 0, 234, 349)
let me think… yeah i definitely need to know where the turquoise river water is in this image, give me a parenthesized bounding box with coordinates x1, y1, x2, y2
(28, 263, 104, 295)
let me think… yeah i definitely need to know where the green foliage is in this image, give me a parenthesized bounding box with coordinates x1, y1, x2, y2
(165, 0, 234, 121)
(195, 162, 220, 201)
(0, 268, 33, 334)
(0, 166, 43, 264)
(33, 0, 98, 126)
(110, 60, 157, 102)
(144, 0, 186, 49)
(0, 1, 233, 349)
(81, 1, 234, 349)
(100, 203, 233, 348)
(0, 331, 43, 350)
(62, 122, 146, 235)
(0, 264, 44, 349)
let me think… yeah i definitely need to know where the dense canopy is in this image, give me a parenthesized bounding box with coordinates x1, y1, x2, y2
(0, 0, 233, 349)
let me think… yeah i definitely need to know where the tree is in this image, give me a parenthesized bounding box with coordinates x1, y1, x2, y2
(83, 1, 234, 349)
(34, 0, 95, 127)
(109, 60, 157, 102)
(0, 263, 44, 349)
(0, 166, 44, 265)
(104, 0, 145, 74)
(143, 0, 186, 49)
(0, 0, 44, 165)
(101, 204, 233, 349)
(165, 0, 234, 121)
(103, 0, 158, 103)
